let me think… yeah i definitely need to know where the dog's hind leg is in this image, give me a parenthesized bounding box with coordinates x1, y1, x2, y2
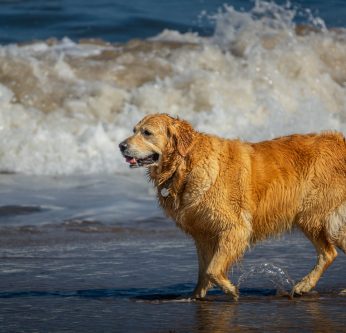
(293, 230, 337, 295)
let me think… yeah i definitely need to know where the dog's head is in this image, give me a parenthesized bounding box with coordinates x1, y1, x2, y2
(119, 114, 195, 168)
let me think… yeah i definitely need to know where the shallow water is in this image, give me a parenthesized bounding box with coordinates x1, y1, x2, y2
(0, 174, 345, 332)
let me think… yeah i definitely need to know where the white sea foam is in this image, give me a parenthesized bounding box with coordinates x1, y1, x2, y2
(0, 1, 345, 175)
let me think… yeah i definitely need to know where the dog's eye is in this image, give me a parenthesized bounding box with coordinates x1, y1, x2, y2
(143, 129, 152, 136)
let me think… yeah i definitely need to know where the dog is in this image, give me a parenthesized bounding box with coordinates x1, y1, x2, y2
(119, 113, 346, 300)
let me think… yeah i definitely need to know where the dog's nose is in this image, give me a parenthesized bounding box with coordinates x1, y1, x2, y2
(119, 141, 128, 153)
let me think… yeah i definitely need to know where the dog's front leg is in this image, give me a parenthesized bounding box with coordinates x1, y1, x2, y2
(192, 275, 213, 299)
(192, 237, 214, 299)
(205, 248, 240, 301)
(192, 228, 249, 301)
(207, 227, 250, 301)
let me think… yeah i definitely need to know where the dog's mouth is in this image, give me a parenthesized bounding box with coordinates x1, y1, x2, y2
(124, 153, 160, 168)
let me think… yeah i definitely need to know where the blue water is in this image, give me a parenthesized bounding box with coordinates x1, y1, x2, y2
(0, 0, 345, 44)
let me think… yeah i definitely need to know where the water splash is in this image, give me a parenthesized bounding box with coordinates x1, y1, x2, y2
(237, 263, 294, 296)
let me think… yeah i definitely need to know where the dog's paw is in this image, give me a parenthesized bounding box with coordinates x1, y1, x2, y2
(191, 290, 207, 300)
(191, 294, 204, 301)
(292, 278, 313, 295)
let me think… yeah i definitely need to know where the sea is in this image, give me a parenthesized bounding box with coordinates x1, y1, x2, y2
(0, 1, 345, 332)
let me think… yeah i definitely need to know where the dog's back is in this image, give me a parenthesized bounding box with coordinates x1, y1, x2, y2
(248, 132, 346, 246)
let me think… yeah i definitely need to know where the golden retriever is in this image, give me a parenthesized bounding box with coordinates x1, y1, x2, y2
(119, 113, 346, 300)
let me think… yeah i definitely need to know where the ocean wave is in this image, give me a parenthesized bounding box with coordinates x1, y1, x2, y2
(0, 1, 345, 175)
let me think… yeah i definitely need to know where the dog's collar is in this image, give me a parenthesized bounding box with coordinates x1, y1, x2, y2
(159, 171, 176, 198)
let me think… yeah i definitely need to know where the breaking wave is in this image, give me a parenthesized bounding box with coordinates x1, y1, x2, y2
(0, 1, 345, 174)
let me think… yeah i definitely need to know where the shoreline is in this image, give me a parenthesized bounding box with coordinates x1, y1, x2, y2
(0, 173, 345, 332)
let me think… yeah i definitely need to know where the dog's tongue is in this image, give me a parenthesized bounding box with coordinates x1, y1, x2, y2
(126, 156, 137, 165)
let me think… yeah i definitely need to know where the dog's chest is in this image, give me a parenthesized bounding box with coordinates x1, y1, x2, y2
(159, 189, 223, 235)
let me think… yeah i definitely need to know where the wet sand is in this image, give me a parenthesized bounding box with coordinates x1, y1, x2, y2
(0, 174, 345, 332)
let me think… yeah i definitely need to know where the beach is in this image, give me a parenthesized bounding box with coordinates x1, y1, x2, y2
(0, 1, 346, 331)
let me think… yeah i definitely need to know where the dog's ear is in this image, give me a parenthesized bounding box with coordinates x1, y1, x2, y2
(167, 118, 195, 157)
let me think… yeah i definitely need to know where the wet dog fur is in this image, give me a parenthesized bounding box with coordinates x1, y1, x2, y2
(119, 113, 346, 300)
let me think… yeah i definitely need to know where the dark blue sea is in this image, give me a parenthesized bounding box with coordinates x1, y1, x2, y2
(0, 0, 345, 44)
(0, 1, 345, 332)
